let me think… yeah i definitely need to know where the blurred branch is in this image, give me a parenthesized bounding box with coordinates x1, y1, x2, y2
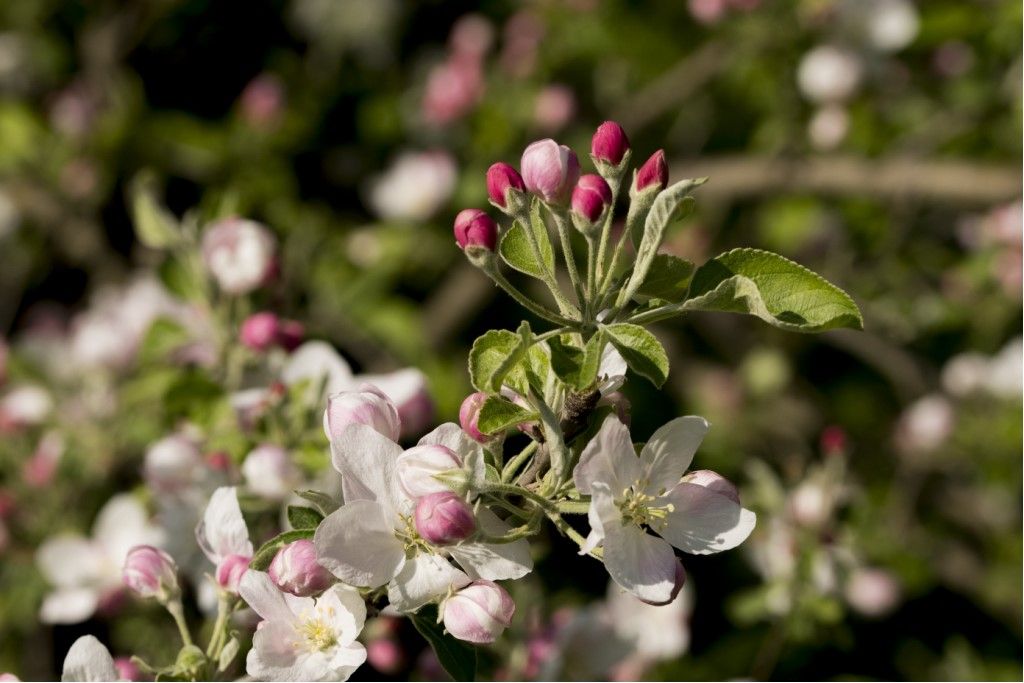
(823, 328, 929, 402)
(422, 262, 495, 350)
(672, 155, 1022, 205)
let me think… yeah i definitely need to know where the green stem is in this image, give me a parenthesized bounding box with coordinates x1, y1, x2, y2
(165, 599, 194, 649)
(501, 441, 538, 483)
(595, 171, 625, 284)
(512, 206, 578, 317)
(205, 594, 230, 659)
(483, 265, 578, 327)
(625, 302, 683, 326)
(555, 499, 591, 514)
(547, 206, 586, 308)
(585, 235, 598, 317)
(480, 482, 600, 558)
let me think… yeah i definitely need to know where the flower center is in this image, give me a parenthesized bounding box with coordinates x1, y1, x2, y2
(616, 482, 674, 532)
(395, 514, 433, 555)
(297, 612, 337, 652)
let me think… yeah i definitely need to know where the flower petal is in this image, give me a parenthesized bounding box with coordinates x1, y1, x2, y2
(281, 340, 354, 396)
(417, 423, 486, 493)
(658, 482, 757, 555)
(36, 536, 104, 588)
(326, 643, 367, 682)
(387, 553, 468, 613)
(196, 487, 253, 564)
(329, 424, 406, 516)
(92, 494, 164, 565)
(239, 570, 305, 624)
(246, 619, 306, 682)
(639, 416, 709, 495)
(573, 417, 640, 494)
(317, 584, 367, 645)
(40, 588, 100, 625)
(61, 635, 119, 682)
(449, 508, 533, 581)
(597, 344, 627, 395)
(314, 500, 405, 588)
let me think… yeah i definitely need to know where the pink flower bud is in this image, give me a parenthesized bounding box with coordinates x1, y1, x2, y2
(240, 312, 280, 351)
(396, 444, 463, 498)
(520, 139, 580, 204)
(640, 558, 686, 606)
(240, 74, 285, 129)
(453, 209, 498, 251)
(591, 121, 630, 165)
(276, 320, 304, 351)
(216, 553, 250, 593)
(114, 657, 141, 682)
(0, 673, 20, 682)
(366, 639, 405, 674)
(324, 385, 401, 443)
(458, 392, 491, 442)
(634, 149, 668, 193)
(415, 491, 476, 545)
(680, 469, 741, 505)
(200, 218, 276, 295)
(442, 580, 515, 644)
(486, 163, 526, 209)
(123, 545, 178, 599)
(268, 539, 333, 597)
(571, 174, 612, 223)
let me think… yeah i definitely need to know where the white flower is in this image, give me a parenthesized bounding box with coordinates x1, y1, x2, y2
(61, 635, 119, 682)
(239, 571, 367, 681)
(573, 416, 756, 603)
(0, 385, 53, 426)
(196, 487, 254, 591)
(201, 218, 276, 295)
(797, 45, 862, 103)
(37, 495, 164, 624)
(314, 423, 532, 612)
(895, 394, 954, 454)
(605, 579, 692, 662)
(844, 567, 900, 617)
(143, 433, 204, 496)
(864, 0, 919, 53)
(242, 444, 301, 500)
(366, 151, 456, 222)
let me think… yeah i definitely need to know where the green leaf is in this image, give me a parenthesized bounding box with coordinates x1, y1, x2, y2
(295, 490, 340, 517)
(621, 178, 704, 305)
(636, 254, 695, 303)
(468, 323, 533, 393)
(477, 396, 537, 435)
(547, 333, 605, 390)
(498, 202, 555, 280)
(684, 248, 864, 333)
(410, 605, 478, 682)
(287, 505, 324, 530)
(250, 529, 315, 571)
(129, 172, 181, 249)
(138, 318, 192, 365)
(601, 323, 670, 387)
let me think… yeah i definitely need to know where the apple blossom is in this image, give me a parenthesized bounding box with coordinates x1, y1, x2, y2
(634, 149, 668, 193)
(396, 444, 465, 499)
(458, 391, 491, 442)
(201, 218, 277, 295)
(324, 384, 401, 443)
(414, 491, 477, 545)
(574, 416, 756, 603)
(239, 570, 367, 681)
(441, 580, 515, 644)
(591, 121, 630, 166)
(367, 151, 457, 222)
(269, 539, 335, 597)
(486, 162, 526, 210)
(143, 433, 204, 495)
(520, 139, 580, 204)
(242, 444, 300, 500)
(122, 545, 178, 600)
(571, 174, 612, 225)
(453, 209, 498, 251)
(196, 487, 253, 594)
(60, 635, 119, 682)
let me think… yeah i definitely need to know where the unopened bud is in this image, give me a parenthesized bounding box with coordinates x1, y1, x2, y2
(240, 312, 280, 351)
(634, 150, 668, 193)
(454, 209, 498, 251)
(458, 392, 492, 443)
(591, 121, 630, 166)
(414, 491, 476, 545)
(216, 553, 250, 593)
(397, 444, 463, 498)
(520, 139, 580, 204)
(324, 385, 401, 443)
(571, 174, 612, 229)
(442, 580, 515, 644)
(486, 163, 526, 210)
(123, 545, 179, 600)
(268, 539, 334, 597)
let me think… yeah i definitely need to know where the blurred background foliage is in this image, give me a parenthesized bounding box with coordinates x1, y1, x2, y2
(0, 0, 1020, 680)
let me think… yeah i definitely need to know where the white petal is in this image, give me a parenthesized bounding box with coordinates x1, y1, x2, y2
(36, 536, 104, 588)
(449, 508, 533, 581)
(282, 341, 354, 396)
(317, 584, 367, 644)
(573, 417, 640, 494)
(196, 487, 253, 564)
(326, 643, 367, 682)
(417, 423, 486, 492)
(597, 344, 627, 394)
(314, 501, 405, 588)
(239, 570, 306, 624)
(40, 588, 100, 625)
(387, 553, 468, 613)
(61, 635, 119, 682)
(246, 620, 307, 682)
(93, 494, 164, 564)
(639, 416, 709, 495)
(329, 424, 406, 517)
(658, 482, 757, 555)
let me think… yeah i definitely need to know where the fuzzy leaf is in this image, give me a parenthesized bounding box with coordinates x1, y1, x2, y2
(636, 254, 695, 303)
(547, 333, 605, 390)
(684, 248, 864, 332)
(499, 201, 555, 279)
(469, 324, 536, 393)
(295, 489, 340, 517)
(477, 396, 537, 435)
(601, 323, 669, 387)
(410, 605, 478, 682)
(287, 505, 324, 530)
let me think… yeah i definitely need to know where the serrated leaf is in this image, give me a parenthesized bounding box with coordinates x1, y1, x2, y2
(129, 172, 181, 249)
(468, 324, 536, 393)
(295, 489, 340, 516)
(250, 529, 315, 571)
(683, 248, 863, 333)
(498, 202, 555, 279)
(410, 605, 478, 682)
(477, 396, 537, 435)
(636, 254, 695, 303)
(547, 333, 605, 390)
(287, 505, 323, 530)
(620, 178, 703, 305)
(601, 323, 670, 387)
